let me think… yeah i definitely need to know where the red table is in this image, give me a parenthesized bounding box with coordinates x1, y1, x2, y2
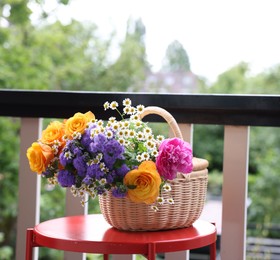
(26, 214, 216, 260)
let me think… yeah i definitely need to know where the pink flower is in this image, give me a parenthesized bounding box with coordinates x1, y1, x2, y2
(156, 137, 193, 180)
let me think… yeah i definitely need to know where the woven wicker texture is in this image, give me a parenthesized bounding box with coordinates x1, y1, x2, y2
(99, 106, 208, 231)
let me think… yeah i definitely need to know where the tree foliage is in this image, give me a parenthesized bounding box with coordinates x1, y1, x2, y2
(161, 40, 191, 72)
(94, 18, 149, 91)
(0, 118, 19, 257)
(0, 1, 148, 91)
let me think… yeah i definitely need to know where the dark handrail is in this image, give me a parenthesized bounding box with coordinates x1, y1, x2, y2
(1, 89, 280, 126)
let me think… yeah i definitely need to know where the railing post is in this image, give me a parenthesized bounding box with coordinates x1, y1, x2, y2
(221, 125, 250, 260)
(16, 118, 42, 260)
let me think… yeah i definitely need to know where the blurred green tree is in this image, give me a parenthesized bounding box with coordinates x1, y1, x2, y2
(161, 40, 191, 72)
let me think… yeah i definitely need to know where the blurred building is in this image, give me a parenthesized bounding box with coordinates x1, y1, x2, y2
(142, 70, 198, 93)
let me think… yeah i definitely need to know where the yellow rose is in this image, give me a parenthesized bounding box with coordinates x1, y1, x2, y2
(124, 161, 161, 204)
(65, 111, 95, 137)
(41, 121, 65, 145)
(26, 142, 54, 174)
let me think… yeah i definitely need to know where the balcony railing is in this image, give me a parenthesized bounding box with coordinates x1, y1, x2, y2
(1, 90, 280, 260)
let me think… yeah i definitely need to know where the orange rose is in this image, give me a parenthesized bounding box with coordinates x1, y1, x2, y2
(41, 121, 65, 145)
(124, 161, 161, 204)
(65, 111, 95, 137)
(26, 142, 54, 174)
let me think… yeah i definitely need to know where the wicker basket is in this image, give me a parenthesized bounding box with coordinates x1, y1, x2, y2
(99, 106, 208, 231)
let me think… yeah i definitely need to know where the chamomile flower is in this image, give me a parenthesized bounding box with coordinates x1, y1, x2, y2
(167, 198, 175, 205)
(128, 130, 136, 138)
(88, 191, 96, 199)
(118, 130, 125, 137)
(87, 159, 94, 166)
(110, 101, 118, 110)
(157, 135, 165, 142)
(141, 152, 150, 161)
(105, 130, 114, 139)
(123, 106, 131, 114)
(157, 197, 165, 205)
(79, 189, 86, 197)
(151, 150, 158, 157)
(72, 131, 82, 140)
(118, 138, 125, 145)
(64, 151, 73, 160)
(130, 114, 140, 121)
(129, 106, 136, 114)
(90, 128, 99, 138)
(151, 205, 159, 212)
(53, 140, 61, 147)
(123, 98, 132, 106)
(134, 120, 142, 128)
(97, 153, 103, 160)
(112, 123, 119, 131)
(124, 129, 130, 137)
(146, 140, 156, 149)
(123, 121, 130, 128)
(144, 127, 152, 135)
(136, 104, 145, 113)
(71, 187, 78, 197)
(51, 145, 59, 155)
(99, 163, 106, 171)
(109, 117, 116, 123)
(103, 101, 110, 110)
(81, 200, 86, 207)
(136, 131, 145, 141)
(93, 157, 100, 164)
(136, 154, 143, 162)
(162, 183, 172, 192)
(99, 178, 107, 185)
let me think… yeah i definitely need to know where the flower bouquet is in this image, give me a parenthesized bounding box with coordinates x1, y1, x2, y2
(27, 98, 208, 231)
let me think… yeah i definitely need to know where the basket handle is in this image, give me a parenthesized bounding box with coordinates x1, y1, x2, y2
(140, 106, 183, 139)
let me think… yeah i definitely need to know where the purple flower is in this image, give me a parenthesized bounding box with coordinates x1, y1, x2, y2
(86, 164, 104, 179)
(42, 168, 53, 178)
(88, 133, 107, 154)
(57, 170, 76, 187)
(112, 186, 127, 198)
(73, 156, 87, 177)
(116, 164, 130, 178)
(96, 186, 106, 195)
(156, 137, 193, 180)
(81, 123, 97, 147)
(103, 139, 124, 168)
(105, 171, 116, 184)
(59, 149, 72, 166)
(83, 176, 93, 185)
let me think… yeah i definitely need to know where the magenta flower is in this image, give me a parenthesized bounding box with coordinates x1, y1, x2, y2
(156, 137, 193, 180)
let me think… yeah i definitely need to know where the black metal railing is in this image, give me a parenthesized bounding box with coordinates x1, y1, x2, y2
(1, 89, 280, 126)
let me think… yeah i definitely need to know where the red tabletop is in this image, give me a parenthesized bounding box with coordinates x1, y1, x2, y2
(27, 214, 216, 259)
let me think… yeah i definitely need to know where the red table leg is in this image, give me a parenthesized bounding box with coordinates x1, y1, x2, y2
(148, 243, 156, 260)
(210, 240, 216, 260)
(26, 228, 34, 260)
(209, 222, 217, 260)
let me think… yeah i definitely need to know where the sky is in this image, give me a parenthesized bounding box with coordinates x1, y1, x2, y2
(44, 0, 280, 82)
